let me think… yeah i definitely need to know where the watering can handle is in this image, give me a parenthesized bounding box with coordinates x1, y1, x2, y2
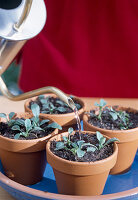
(13, 0, 33, 31)
(0, 0, 33, 73)
(0, 0, 33, 54)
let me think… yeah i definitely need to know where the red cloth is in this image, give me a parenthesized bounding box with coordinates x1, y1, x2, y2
(19, 0, 138, 98)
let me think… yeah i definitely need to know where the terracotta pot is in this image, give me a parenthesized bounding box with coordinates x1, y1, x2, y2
(0, 112, 58, 185)
(46, 131, 118, 196)
(83, 106, 138, 174)
(24, 94, 85, 132)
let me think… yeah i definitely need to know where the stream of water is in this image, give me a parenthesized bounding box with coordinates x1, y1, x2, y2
(68, 97, 82, 138)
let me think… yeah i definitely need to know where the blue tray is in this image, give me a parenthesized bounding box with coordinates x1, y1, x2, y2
(0, 152, 137, 200)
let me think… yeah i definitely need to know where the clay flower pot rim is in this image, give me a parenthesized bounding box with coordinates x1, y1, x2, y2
(24, 94, 85, 117)
(47, 131, 118, 166)
(84, 106, 138, 133)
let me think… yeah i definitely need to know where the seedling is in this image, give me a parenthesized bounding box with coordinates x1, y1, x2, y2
(108, 107, 130, 130)
(86, 100, 131, 130)
(54, 128, 119, 158)
(37, 95, 81, 114)
(12, 119, 33, 139)
(0, 112, 16, 126)
(94, 99, 107, 120)
(0, 103, 62, 140)
(96, 131, 119, 150)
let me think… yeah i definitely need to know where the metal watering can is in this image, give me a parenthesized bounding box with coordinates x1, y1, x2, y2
(0, 0, 75, 109)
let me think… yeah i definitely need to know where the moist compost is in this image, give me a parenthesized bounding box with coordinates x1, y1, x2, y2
(29, 96, 82, 114)
(88, 107, 138, 130)
(50, 132, 114, 162)
(0, 119, 55, 140)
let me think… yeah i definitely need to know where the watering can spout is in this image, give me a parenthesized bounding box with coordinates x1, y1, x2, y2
(0, 0, 74, 109)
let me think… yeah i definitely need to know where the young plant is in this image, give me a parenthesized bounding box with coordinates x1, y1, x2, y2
(54, 128, 119, 158)
(12, 119, 33, 139)
(37, 95, 81, 114)
(0, 112, 16, 126)
(108, 107, 130, 130)
(86, 100, 131, 130)
(31, 103, 62, 130)
(0, 103, 62, 140)
(94, 99, 107, 120)
(96, 131, 119, 150)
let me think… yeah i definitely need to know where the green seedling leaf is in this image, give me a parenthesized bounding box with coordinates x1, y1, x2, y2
(14, 133, 20, 140)
(62, 136, 68, 142)
(87, 146, 97, 152)
(68, 127, 74, 135)
(77, 148, 85, 158)
(8, 119, 16, 126)
(47, 122, 62, 130)
(49, 102, 55, 110)
(100, 137, 106, 146)
(104, 137, 119, 146)
(34, 116, 40, 125)
(32, 127, 44, 131)
(31, 103, 40, 118)
(100, 99, 107, 107)
(38, 95, 45, 99)
(99, 137, 106, 149)
(40, 119, 50, 126)
(15, 119, 25, 126)
(55, 142, 64, 150)
(109, 112, 118, 120)
(119, 124, 126, 130)
(96, 131, 103, 142)
(82, 143, 98, 148)
(70, 148, 77, 155)
(42, 104, 49, 110)
(81, 143, 98, 152)
(81, 142, 91, 147)
(9, 112, 16, 120)
(25, 119, 32, 131)
(71, 142, 78, 148)
(77, 140, 85, 148)
(11, 125, 21, 131)
(56, 107, 67, 113)
(0, 113, 7, 119)
(56, 100, 65, 106)
(40, 98, 48, 105)
(20, 132, 28, 137)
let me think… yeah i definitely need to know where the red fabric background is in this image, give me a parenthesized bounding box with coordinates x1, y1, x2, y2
(19, 0, 138, 98)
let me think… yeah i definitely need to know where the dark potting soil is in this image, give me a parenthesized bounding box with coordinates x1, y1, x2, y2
(0, 119, 55, 140)
(50, 132, 114, 162)
(29, 96, 82, 114)
(88, 107, 138, 130)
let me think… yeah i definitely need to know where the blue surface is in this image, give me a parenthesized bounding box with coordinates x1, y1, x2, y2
(0, 152, 137, 200)
(28, 152, 138, 195)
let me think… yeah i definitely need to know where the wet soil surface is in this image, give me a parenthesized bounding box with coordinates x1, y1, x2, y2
(50, 132, 114, 162)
